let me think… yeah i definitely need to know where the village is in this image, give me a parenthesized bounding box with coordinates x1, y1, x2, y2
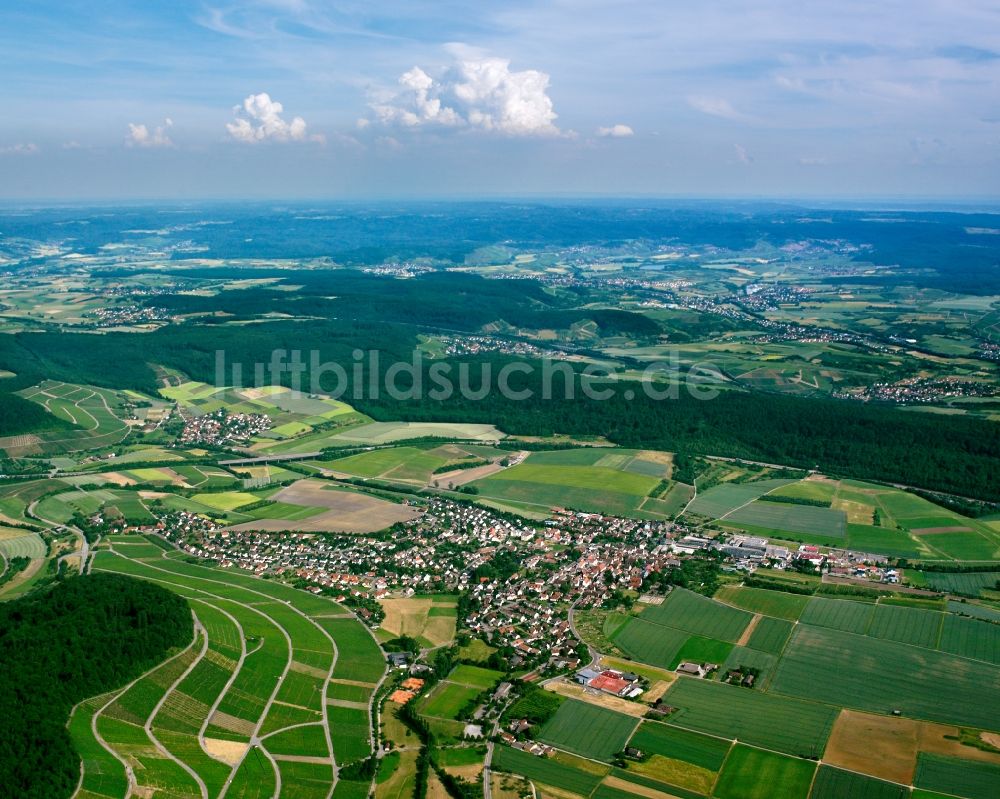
(88, 489, 906, 683)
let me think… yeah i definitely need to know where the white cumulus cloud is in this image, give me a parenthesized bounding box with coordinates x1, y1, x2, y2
(0, 142, 39, 155)
(226, 93, 321, 143)
(371, 53, 561, 137)
(597, 124, 634, 138)
(688, 96, 742, 120)
(126, 119, 174, 148)
(734, 144, 754, 164)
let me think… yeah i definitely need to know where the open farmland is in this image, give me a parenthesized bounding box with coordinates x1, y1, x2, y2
(714, 585, 809, 621)
(6, 380, 132, 456)
(627, 721, 732, 771)
(713, 745, 816, 799)
(809, 765, 908, 799)
(493, 746, 606, 797)
(723, 500, 846, 538)
(913, 753, 1000, 799)
(536, 700, 639, 761)
(76, 537, 384, 798)
(921, 570, 1000, 596)
(770, 624, 1000, 729)
(419, 663, 502, 720)
(612, 619, 689, 669)
(683, 479, 793, 519)
(0, 529, 46, 560)
(225, 479, 422, 533)
(664, 678, 837, 757)
(379, 594, 458, 648)
(639, 588, 753, 642)
(473, 454, 663, 516)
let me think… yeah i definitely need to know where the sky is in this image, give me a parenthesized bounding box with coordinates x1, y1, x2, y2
(1, 0, 998, 200)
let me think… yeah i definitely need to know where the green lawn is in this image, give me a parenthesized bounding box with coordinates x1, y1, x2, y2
(420, 682, 482, 720)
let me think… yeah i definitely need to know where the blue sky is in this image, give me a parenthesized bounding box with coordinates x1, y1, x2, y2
(1, 0, 998, 199)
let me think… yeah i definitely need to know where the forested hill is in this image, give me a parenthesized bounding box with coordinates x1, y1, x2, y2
(0, 574, 192, 799)
(1, 313, 999, 499)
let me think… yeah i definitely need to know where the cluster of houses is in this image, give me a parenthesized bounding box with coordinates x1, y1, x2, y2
(88, 304, 169, 327)
(178, 409, 272, 446)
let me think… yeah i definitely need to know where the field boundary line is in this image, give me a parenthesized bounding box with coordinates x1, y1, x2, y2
(88, 623, 201, 799)
(145, 611, 210, 799)
(189, 598, 250, 763)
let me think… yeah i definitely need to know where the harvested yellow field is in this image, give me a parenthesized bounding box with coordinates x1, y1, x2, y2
(379, 596, 457, 648)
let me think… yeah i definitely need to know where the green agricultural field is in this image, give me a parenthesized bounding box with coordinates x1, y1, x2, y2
(918, 530, 999, 562)
(0, 530, 46, 560)
(746, 616, 794, 656)
(809, 765, 908, 799)
(713, 745, 816, 799)
(921, 571, 1000, 596)
(493, 746, 606, 796)
(640, 588, 753, 643)
(82, 541, 383, 796)
(12, 380, 132, 455)
(627, 722, 732, 771)
(722, 646, 779, 685)
(913, 753, 1000, 799)
(683, 479, 793, 519)
(190, 491, 261, 511)
(664, 678, 837, 758)
(536, 700, 639, 761)
(325, 446, 445, 480)
(612, 618, 689, 669)
(323, 421, 502, 446)
(715, 585, 809, 621)
(474, 457, 661, 515)
(844, 524, 924, 560)
(724, 501, 846, 538)
(947, 600, 1000, 623)
(867, 604, 943, 648)
(937, 614, 1000, 664)
(770, 625, 1000, 729)
(771, 480, 838, 503)
(670, 635, 734, 668)
(799, 596, 875, 634)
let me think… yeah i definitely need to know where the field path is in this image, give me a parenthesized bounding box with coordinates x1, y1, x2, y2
(85, 625, 202, 799)
(146, 613, 211, 799)
(736, 614, 762, 647)
(92, 540, 389, 799)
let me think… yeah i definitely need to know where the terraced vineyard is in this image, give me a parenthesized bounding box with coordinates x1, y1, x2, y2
(72, 537, 386, 799)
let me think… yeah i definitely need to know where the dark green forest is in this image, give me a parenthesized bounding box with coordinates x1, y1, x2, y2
(0, 270, 998, 500)
(0, 574, 192, 799)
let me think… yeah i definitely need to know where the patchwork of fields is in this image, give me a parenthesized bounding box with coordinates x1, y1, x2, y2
(518, 581, 1000, 799)
(77, 538, 386, 799)
(472, 448, 674, 517)
(2, 381, 133, 456)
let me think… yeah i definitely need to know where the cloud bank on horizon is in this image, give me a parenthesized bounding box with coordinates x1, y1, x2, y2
(0, 0, 997, 198)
